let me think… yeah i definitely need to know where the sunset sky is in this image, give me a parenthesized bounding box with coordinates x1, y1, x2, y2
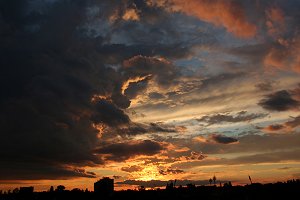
(1, 0, 300, 191)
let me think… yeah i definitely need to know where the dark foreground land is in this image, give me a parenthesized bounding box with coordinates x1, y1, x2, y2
(1, 180, 299, 200)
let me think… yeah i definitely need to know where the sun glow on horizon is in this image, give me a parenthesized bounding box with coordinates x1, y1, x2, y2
(132, 165, 164, 181)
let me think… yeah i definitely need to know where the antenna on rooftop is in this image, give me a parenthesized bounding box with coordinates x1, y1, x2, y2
(248, 175, 253, 184)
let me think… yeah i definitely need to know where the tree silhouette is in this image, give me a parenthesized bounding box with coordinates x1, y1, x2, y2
(56, 185, 65, 192)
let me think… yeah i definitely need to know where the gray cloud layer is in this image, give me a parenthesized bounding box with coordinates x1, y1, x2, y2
(197, 111, 267, 125)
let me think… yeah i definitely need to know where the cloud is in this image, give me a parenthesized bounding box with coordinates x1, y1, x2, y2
(150, 0, 257, 38)
(1, 0, 212, 180)
(200, 72, 247, 90)
(107, 121, 179, 136)
(265, 6, 286, 37)
(185, 151, 207, 160)
(255, 81, 275, 91)
(277, 167, 291, 170)
(258, 90, 299, 111)
(197, 111, 267, 125)
(148, 92, 165, 100)
(285, 115, 300, 128)
(193, 134, 238, 144)
(121, 165, 143, 173)
(122, 8, 140, 21)
(113, 175, 122, 179)
(174, 149, 300, 168)
(122, 55, 180, 89)
(227, 149, 300, 165)
(91, 100, 131, 127)
(159, 168, 184, 175)
(124, 78, 150, 99)
(264, 124, 285, 132)
(94, 140, 165, 162)
(262, 4, 300, 73)
(0, 162, 96, 180)
(121, 75, 152, 95)
(1, 0, 299, 183)
(210, 134, 238, 144)
(190, 132, 300, 155)
(149, 122, 177, 133)
(263, 38, 300, 73)
(0, 0, 139, 179)
(263, 115, 300, 132)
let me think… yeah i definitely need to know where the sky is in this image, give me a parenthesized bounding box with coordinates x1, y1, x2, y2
(0, 0, 300, 191)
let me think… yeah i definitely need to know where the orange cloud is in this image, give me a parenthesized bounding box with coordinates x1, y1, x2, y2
(264, 36, 300, 73)
(91, 94, 110, 102)
(263, 124, 285, 132)
(168, 0, 257, 38)
(265, 6, 285, 37)
(193, 135, 208, 143)
(122, 8, 140, 21)
(263, 115, 300, 133)
(264, 46, 289, 71)
(121, 75, 152, 95)
(193, 134, 238, 144)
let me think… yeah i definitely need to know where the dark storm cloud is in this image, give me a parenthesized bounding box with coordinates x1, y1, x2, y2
(0, 161, 96, 180)
(91, 100, 130, 127)
(149, 122, 177, 133)
(210, 134, 238, 144)
(124, 78, 149, 99)
(115, 124, 149, 136)
(1, 0, 207, 180)
(0, 0, 122, 179)
(258, 90, 299, 111)
(91, 0, 216, 63)
(0, 0, 178, 179)
(94, 140, 165, 162)
(108, 121, 178, 136)
(197, 111, 267, 125)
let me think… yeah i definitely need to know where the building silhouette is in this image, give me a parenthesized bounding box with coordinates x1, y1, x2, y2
(94, 177, 114, 196)
(19, 186, 34, 194)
